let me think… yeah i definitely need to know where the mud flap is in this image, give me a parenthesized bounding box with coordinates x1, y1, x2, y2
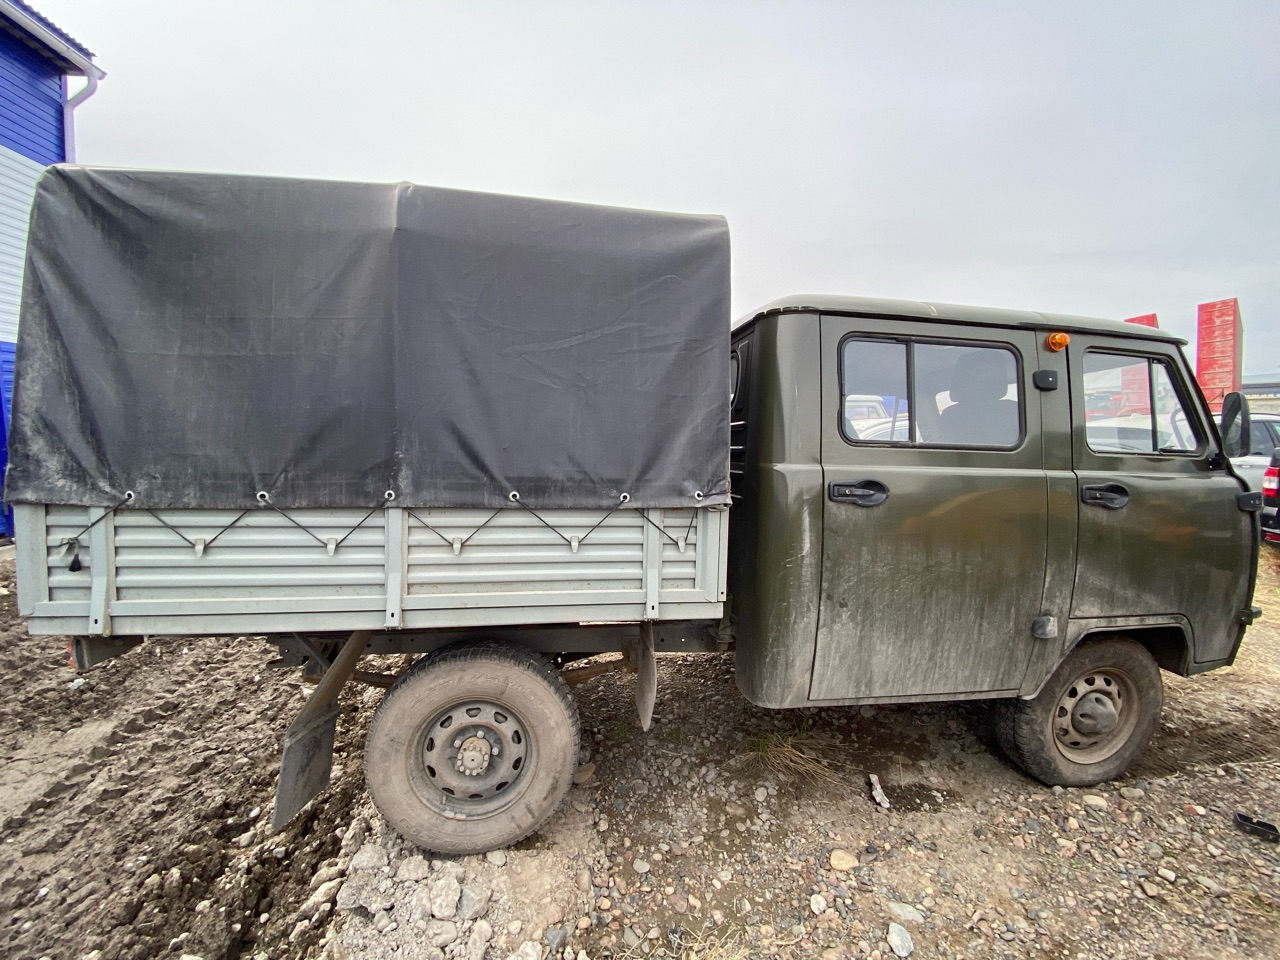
(635, 621, 657, 732)
(271, 630, 369, 831)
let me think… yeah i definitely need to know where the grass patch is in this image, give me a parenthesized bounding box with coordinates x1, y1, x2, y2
(677, 929, 750, 960)
(736, 719, 846, 786)
(623, 927, 749, 960)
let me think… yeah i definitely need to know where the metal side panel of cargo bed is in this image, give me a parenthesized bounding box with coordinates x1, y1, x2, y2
(14, 503, 729, 637)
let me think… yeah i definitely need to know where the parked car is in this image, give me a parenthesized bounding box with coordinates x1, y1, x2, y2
(843, 393, 889, 422)
(1231, 411, 1280, 491)
(1262, 449, 1280, 545)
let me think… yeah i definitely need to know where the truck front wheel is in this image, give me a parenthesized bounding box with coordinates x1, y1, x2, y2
(996, 637, 1162, 787)
(364, 642, 580, 855)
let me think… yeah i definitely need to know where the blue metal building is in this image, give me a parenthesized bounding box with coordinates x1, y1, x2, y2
(0, 1, 100, 536)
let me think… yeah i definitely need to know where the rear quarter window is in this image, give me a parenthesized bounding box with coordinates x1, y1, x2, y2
(840, 337, 1022, 448)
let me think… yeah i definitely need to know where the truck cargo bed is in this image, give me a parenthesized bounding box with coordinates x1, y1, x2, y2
(15, 503, 728, 637)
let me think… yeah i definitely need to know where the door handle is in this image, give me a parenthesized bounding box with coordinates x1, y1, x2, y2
(829, 480, 889, 507)
(1081, 482, 1130, 510)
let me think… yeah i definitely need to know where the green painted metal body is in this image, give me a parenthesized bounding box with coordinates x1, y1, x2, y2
(729, 297, 1256, 709)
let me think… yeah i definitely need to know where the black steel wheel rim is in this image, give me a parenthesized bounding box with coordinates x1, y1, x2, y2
(411, 698, 532, 817)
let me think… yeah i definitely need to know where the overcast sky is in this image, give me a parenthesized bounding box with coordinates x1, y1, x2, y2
(38, 0, 1280, 372)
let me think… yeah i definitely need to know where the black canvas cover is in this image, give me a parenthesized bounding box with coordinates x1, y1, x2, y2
(5, 167, 730, 510)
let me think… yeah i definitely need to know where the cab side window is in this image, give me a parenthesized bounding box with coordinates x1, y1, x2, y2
(1082, 352, 1199, 454)
(841, 338, 1022, 448)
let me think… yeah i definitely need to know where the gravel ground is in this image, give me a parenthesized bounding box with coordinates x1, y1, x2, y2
(4, 552, 1280, 960)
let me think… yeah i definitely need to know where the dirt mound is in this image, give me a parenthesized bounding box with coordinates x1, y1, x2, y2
(0, 559, 369, 960)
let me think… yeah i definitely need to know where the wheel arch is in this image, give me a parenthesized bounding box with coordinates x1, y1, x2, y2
(1022, 620, 1191, 699)
(1122, 624, 1194, 674)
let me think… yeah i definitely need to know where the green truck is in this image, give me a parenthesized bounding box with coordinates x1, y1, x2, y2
(730, 296, 1258, 789)
(9, 169, 1259, 855)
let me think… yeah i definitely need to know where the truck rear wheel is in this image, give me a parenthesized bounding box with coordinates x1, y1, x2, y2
(996, 637, 1162, 787)
(364, 642, 580, 855)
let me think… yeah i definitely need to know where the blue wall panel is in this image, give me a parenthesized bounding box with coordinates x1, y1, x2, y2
(0, 22, 71, 536)
(0, 339, 14, 536)
(1, 338, 14, 428)
(0, 28, 63, 165)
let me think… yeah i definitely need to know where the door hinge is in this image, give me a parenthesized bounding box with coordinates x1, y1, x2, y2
(1240, 606, 1263, 625)
(1237, 491, 1262, 513)
(1031, 615, 1058, 640)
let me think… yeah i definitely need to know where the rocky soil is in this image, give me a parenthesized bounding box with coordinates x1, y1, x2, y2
(3, 552, 1280, 960)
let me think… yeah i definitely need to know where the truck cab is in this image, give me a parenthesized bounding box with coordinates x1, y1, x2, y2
(729, 296, 1258, 784)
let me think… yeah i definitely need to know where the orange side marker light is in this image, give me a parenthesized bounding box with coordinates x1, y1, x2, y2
(1046, 332, 1070, 352)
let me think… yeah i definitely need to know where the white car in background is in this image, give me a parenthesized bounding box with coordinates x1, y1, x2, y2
(843, 394, 888, 421)
(1232, 411, 1280, 491)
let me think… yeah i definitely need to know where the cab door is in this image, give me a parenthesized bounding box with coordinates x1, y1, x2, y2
(1068, 338, 1254, 664)
(812, 317, 1051, 701)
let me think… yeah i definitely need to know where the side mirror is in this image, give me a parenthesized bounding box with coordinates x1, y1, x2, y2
(1220, 391, 1251, 459)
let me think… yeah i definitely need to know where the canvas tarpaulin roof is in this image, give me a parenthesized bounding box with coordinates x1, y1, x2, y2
(5, 167, 730, 510)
